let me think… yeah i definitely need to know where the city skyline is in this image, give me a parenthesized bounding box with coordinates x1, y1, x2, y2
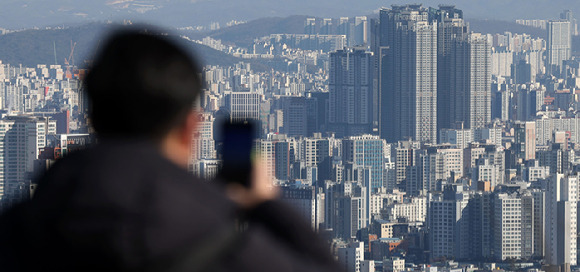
(2, 2, 580, 272)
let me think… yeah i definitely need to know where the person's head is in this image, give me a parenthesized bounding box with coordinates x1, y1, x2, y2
(85, 26, 202, 141)
(85, 27, 202, 165)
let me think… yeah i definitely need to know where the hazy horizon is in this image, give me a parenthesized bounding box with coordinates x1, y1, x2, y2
(0, 0, 577, 30)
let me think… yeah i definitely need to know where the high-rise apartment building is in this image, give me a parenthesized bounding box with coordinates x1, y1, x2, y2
(531, 189, 546, 259)
(560, 10, 578, 37)
(524, 160, 550, 182)
(515, 87, 545, 121)
(468, 191, 493, 259)
(338, 17, 352, 44)
(464, 34, 492, 129)
(305, 91, 330, 135)
(384, 196, 427, 223)
(535, 116, 580, 146)
(514, 121, 536, 161)
(435, 5, 468, 131)
(299, 135, 332, 183)
(464, 144, 506, 189)
(191, 112, 216, 163)
(354, 16, 368, 46)
(281, 185, 324, 231)
(378, 5, 490, 140)
(335, 182, 368, 239)
(440, 31, 491, 130)
(473, 127, 502, 146)
(274, 138, 295, 181)
(410, 146, 463, 195)
(329, 47, 373, 137)
(379, 4, 438, 143)
(0, 116, 56, 209)
(471, 158, 499, 190)
(279, 96, 307, 137)
(384, 257, 405, 272)
(492, 192, 524, 260)
(337, 242, 365, 272)
(393, 140, 422, 190)
(320, 18, 333, 35)
(301, 136, 331, 168)
(225, 91, 261, 122)
(430, 184, 546, 261)
(545, 174, 578, 267)
(305, 18, 316, 35)
(428, 184, 470, 259)
(342, 135, 386, 191)
(547, 20, 571, 75)
(537, 143, 571, 175)
(258, 139, 276, 181)
(439, 128, 473, 149)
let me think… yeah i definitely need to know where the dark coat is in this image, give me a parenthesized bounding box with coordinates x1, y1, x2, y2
(0, 140, 341, 272)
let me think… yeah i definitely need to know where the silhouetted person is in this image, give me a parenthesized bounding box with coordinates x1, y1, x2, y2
(0, 27, 340, 272)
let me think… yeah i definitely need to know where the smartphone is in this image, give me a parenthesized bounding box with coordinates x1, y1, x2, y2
(218, 121, 256, 187)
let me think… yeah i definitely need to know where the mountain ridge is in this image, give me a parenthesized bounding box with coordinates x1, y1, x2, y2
(0, 17, 560, 71)
(0, 0, 577, 30)
(182, 16, 549, 49)
(0, 23, 247, 69)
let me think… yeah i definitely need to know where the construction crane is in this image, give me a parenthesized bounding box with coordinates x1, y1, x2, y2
(64, 40, 76, 79)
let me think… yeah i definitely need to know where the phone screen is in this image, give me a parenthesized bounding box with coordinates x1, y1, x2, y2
(219, 121, 256, 187)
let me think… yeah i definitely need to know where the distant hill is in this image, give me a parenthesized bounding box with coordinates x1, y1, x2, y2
(184, 16, 312, 48)
(0, 23, 251, 70)
(209, 16, 311, 47)
(0, 18, 558, 73)
(184, 15, 549, 49)
(468, 19, 547, 39)
(0, 24, 107, 68)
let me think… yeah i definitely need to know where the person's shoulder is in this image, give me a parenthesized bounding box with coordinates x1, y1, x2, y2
(34, 139, 233, 210)
(33, 142, 134, 189)
(39, 140, 173, 181)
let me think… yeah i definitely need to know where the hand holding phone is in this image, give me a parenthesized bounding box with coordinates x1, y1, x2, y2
(219, 121, 256, 188)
